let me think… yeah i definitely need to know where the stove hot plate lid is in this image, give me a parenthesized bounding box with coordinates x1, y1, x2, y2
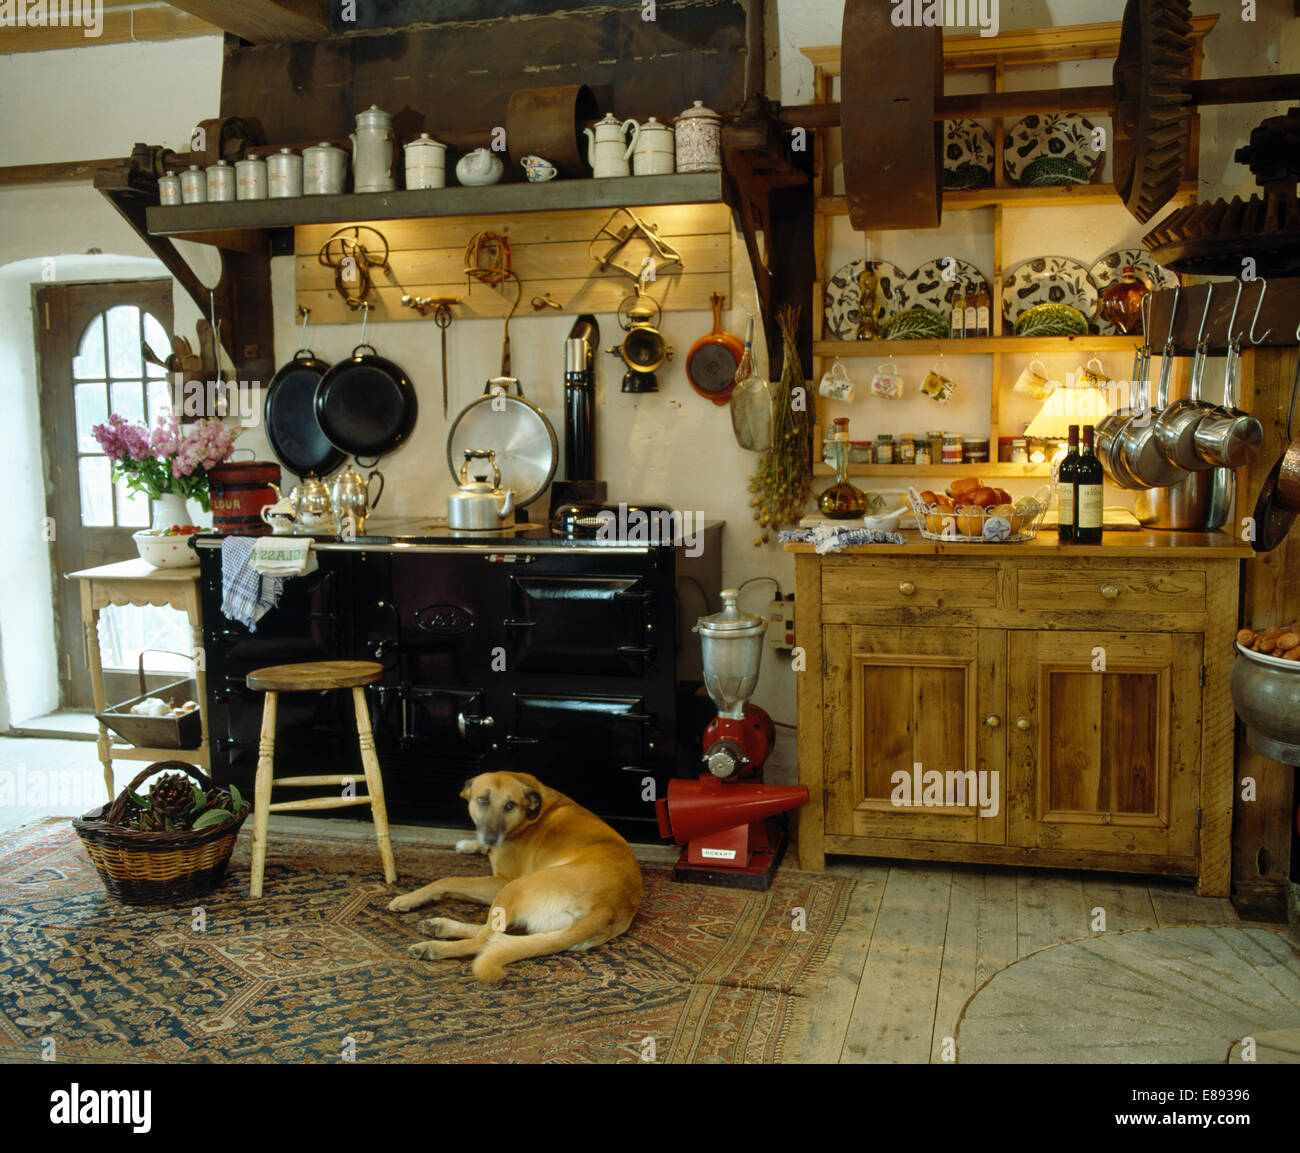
(447, 378, 558, 509)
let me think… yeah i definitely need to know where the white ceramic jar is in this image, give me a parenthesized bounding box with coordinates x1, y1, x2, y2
(675, 100, 721, 173)
(303, 142, 347, 195)
(267, 148, 303, 198)
(351, 104, 397, 193)
(157, 174, 182, 205)
(404, 133, 447, 190)
(235, 156, 268, 200)
(206, 159, 235, 202)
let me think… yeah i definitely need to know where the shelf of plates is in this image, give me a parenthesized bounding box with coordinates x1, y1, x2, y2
(802, 15, 1216, 478)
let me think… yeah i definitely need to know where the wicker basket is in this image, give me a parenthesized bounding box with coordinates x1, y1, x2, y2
(72, 761, 250, 905)
(907, 485, 1052, 543)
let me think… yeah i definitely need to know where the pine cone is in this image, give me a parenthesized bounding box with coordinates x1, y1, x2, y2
(149, 772, 197, 826)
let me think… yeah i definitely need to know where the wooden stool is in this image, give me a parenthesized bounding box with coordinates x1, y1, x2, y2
(245, 660, 397, 898)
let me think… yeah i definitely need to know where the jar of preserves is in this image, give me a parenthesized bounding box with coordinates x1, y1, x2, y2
(898, 434, 916, 465)
(942, 433, 964, 464)
(928, 430, 945, 462)
(1010, 437, 1029, 463)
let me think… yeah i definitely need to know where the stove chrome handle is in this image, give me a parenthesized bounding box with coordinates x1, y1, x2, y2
(457, 712, 495, 740)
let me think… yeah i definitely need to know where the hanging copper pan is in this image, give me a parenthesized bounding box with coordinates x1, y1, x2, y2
(686, 293, 745, 404)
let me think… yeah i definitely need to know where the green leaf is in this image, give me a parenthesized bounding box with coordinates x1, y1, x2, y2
(229, 784, 243, 812)
(191, 783, 206, 813)
(191, 809, 233, 831)
(125, 788, 149, 809)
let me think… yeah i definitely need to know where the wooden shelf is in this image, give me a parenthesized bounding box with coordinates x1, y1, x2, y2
(813, 462, 1052, 479)
(814, 335, 1139, 356)
(145, 172, 726, 239)
(815, 181, 1198, 215)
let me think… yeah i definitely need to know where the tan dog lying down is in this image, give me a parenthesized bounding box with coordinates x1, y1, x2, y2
(387, 771, 644, 983)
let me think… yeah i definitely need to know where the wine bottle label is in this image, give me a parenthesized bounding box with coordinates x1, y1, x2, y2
(950, 306, 964, 335)
(1078, 484, 1103, 528)
(964, 304, 977, 332)
(976, 304, 990, 335)
(1059, 485, 1074, 526)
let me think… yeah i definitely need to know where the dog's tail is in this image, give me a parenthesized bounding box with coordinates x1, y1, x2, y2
(470, 910, 622, 983)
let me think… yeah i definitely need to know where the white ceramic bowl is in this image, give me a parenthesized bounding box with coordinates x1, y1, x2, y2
(133, 529, 199, 569)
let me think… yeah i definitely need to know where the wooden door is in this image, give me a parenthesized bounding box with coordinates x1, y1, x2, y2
(823, 624, 1006, 845)
(1006, 630, 1202, 867)
(35, 280, 174, 706)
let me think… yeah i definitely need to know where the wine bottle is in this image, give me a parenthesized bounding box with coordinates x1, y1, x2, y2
(1075, 424, 1104, 544)
(1057, 424, 1079, 543)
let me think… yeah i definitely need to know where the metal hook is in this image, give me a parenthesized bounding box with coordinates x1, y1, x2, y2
(1225, 278, 1246, 351)
(358, 300, 371, 347)
(1162, 283, 1181, 354)
(1191, 282, 1212, 350)
(1247, 279, 1271, 345)
(297, 305, 311, 350)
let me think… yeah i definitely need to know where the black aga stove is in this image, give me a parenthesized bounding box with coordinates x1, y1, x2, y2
(195, 520, 721, 840)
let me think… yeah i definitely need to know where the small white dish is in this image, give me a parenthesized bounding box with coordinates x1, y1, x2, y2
(133, 529, 200, 569)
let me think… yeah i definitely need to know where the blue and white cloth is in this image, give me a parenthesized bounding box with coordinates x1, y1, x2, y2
(778, 525, 906, 554)
(221, 537, 285, 632)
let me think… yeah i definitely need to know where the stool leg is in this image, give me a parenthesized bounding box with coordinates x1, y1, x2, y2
(250, 690, 278, 898)
(353, 685, 397, 884)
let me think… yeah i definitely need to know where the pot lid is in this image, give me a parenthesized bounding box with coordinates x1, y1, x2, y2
(446, 379, 557, 509)
(355, 104, 391, 128)
(677, 99, 719, 121)
(695, 589, 766, 637)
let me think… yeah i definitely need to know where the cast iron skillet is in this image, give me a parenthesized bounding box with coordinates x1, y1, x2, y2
(314, 343, 418, 467)
(263, 349, 345, 479)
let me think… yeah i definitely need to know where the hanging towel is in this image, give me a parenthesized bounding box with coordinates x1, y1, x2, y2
(251, 536, 317, 579)
(221, 537, 285, 632)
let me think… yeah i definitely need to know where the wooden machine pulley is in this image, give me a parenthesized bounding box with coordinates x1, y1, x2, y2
(793, 0, 1300, 237)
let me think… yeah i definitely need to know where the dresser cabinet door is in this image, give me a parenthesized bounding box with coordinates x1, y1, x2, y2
(823, 625, 1006, 845)
(1006, 630, 1202, 865)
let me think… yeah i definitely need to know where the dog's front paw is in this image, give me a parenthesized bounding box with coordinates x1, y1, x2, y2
(388, 893, 422, 913)
(455, 838, 485, 855)
(408, 940, 447, 961)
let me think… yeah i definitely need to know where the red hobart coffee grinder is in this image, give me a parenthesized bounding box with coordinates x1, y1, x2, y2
(656, 588, 809, 890)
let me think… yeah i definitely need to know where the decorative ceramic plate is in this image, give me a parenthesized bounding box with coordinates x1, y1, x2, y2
(1003, 114, 1101, 186)
(823, 258, 908, 340)
(1088, 249, 1179, 334)
(942, 120, 995, 190)
(901, 258, 991, 314)
(1002, 256, 1098, 328)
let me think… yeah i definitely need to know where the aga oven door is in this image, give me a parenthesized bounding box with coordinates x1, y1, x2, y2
(503, 572, 655, 676)
(506, 691, 659, 835)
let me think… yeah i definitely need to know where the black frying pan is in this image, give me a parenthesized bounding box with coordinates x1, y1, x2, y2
(314, 343, 418, 467)
(263, 349, 346, 479)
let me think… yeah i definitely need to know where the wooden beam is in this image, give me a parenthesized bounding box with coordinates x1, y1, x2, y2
(0, 158, 125, 187)
(0, 4, 219, 53)
(166, 0, 330, 43)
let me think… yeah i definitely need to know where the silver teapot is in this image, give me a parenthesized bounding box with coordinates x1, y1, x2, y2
(332, 463, 384, 535)
(290, 475, 337, 533)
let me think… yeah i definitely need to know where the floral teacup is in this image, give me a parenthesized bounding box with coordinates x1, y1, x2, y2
(521, 155, 558, 183)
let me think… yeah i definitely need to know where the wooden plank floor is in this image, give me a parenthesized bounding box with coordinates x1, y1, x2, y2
(789, 857, 1277, 1064)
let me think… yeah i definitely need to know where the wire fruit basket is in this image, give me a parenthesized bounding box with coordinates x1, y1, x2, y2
(907, 484, 1052, 543)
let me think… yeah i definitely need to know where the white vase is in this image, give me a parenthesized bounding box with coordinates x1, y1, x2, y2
(151, 492, 192, 531)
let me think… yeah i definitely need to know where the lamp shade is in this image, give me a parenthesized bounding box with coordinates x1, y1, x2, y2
(1024, 380, 1113, 439)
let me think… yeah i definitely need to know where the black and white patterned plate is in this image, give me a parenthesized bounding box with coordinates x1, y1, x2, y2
(1003, 114, 1101, 185)
(823, 259, 908, 340)
(943, 120, 995, 190)
(901, 257, 991, 314)
(1002, 256, 1098, 327)
(1088, 249, 1179, 334)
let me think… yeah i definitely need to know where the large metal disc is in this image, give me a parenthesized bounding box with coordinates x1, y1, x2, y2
(841, 0, 942, 232)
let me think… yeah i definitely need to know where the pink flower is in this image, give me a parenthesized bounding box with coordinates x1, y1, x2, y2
(149, 412, 181, 458)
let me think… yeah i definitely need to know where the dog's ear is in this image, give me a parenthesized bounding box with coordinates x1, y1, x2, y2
(523, 789, 543, 820)
(459, 777, 476, 800)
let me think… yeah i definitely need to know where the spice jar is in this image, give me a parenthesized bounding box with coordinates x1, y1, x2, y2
(157, 173, 181, 205)
(998, 436, 1015, 463)
(914, 445, 932, 465)
(206, 160, 235, 202)
(874, 434, 893, 465)
(180, 165, 206, 203)
(1010, 437, 1029, 463)
(675, 100, 722, 173)
(927, 430, 945, 463)
(898, 434, 916, 465)
(942, 433, 964, 464)
(963, 437, 990, 464)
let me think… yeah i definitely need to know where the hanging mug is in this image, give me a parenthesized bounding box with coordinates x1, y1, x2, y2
(819, 358, 857, 402)
(1013, 355, 1055, 400)
(921, 357, 955, 405)
(871, 359, 903, 399)
(1074, 355, 1106, 388)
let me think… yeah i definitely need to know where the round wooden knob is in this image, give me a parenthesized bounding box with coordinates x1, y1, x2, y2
(899, 580, 916, 596)
(984, 715, 1001, 728)
(1100, 584, 1120, 600)
(1016, 716, 1032, 732)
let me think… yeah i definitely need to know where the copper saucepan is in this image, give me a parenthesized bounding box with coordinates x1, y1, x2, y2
(686, 293, 745, 405)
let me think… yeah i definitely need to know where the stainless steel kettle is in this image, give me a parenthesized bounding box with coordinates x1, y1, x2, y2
(290, 475, 336, 533)
(447, 449, 515, 530)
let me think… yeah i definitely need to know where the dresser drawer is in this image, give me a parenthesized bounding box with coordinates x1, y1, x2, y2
(1016, 566, 1206, 615)
(823, 559, 999, 611)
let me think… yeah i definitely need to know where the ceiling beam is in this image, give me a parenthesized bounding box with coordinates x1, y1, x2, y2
(165, 0, 331, 43)
(0, 5, 219, 53)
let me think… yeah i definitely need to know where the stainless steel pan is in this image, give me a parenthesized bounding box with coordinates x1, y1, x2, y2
(1115, 287, 1183, 489)
(1153, 283, 1215, 471)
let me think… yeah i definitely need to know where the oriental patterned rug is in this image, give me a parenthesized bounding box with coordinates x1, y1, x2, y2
(0, 820, 854, 1064)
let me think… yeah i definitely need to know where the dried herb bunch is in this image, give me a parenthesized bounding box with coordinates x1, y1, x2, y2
(748, 306, 813, 544)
